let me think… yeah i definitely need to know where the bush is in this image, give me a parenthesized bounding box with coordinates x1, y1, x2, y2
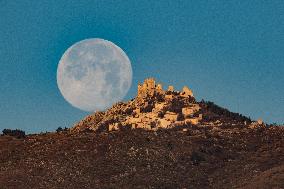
(56, 127, 68, 133)
(200, 100, 251, 123)
(2, 129, 26, 138)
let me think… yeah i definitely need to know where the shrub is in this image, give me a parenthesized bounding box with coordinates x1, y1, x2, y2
(2, 129, 26, 138)
(56, 127, 68, 133)
(200, 100, 251, 123)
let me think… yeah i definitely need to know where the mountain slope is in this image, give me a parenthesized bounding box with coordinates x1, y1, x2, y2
(72, 78, 252, 133)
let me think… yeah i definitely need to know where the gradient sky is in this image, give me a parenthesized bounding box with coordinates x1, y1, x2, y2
(1, 1, 283, 133)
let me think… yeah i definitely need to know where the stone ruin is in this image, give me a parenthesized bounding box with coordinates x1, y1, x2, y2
(109, 78, 201, 131)
(137, 78, 165, 98)
(72, 77, 256, 133)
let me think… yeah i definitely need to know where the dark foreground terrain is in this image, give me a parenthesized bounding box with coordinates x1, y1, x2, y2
(0, 126, 283, 189)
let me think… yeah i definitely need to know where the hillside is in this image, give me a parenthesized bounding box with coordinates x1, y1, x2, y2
(0, 78, 283, 189)
(72, 78, 252, 133)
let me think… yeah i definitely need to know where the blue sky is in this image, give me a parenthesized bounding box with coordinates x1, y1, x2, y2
(0, 1, 283, 133)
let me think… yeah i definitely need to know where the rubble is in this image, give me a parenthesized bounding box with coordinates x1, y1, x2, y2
(181, 86, 194, 97)
(167, 85, 174, 92)
(72, 78, 260, 133)
(72, 78, 203, 132)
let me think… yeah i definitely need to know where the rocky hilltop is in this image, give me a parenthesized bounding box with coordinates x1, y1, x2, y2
(0, 78, 283, 189)
(72, 78, 256, 133)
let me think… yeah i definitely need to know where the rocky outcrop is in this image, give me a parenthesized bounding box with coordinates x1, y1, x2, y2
(248, 118, 265, 129)
(72, 78, 253, 133)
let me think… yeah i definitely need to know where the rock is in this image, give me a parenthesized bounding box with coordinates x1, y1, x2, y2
(156, 83, 163, 92)
(165, 94, 174, 100)
(72, 77, 251, 133)
(182, 107, 195, 117)
(154, 102, 166, 112)
(137, 78, 157, 98)
(249, 120, 265, 129)
(164, 111, 179, 122)
(257, 119, 263, 125)
(181, 86, 194, 97)
(185, 118, 200, 125)
(168, 85, 174, 92)
(108, 123, 119, 131)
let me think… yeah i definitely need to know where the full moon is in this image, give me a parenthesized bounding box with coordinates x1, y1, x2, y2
(57, 38, 132, 112)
